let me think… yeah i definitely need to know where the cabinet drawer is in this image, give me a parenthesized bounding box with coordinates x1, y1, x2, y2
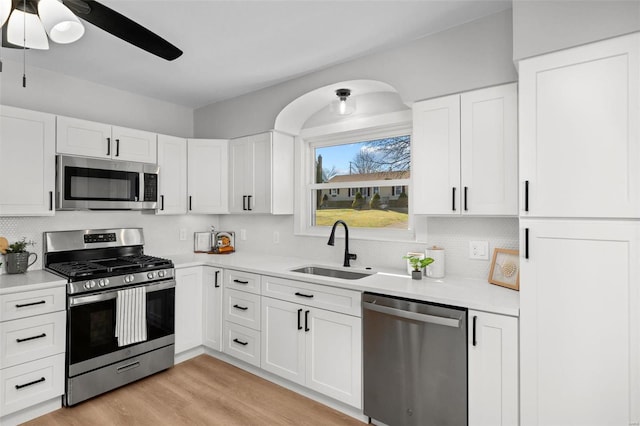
(223, 322, 260, 367)
(225, 269, 261, 294)
(0, 353, 65, 416)
(262, 276, 361, 316)
(0, 311, 66, 369)
(0, 287, 66, 322)
(224, 289, 261, 330)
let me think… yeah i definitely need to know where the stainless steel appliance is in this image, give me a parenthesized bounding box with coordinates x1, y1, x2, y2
(56, 155, 158, 210)
(363, 292, 468, 426)
(44, 228, 175, 406)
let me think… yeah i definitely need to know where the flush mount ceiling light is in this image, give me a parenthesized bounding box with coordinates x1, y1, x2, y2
(331, 88, 356, 116)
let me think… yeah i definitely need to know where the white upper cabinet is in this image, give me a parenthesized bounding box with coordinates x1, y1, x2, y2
(187, 139, 229, 214)
(229, 131, 294, 214)
(412, 83, 518, 215)
(156, 134, 188, 215)
(0, 106, 56, 216)
(519, 33, 640, 218)
(56, 116, 157, 163)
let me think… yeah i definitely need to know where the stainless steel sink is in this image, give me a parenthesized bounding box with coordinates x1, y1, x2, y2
(290, 265, 374, 280)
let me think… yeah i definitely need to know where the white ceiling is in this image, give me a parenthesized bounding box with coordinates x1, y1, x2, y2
(1, 0, 511, 108)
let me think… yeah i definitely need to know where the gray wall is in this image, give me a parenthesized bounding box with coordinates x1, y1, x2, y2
(513, 0, 640, 61)
(0, 59, 194, 137)
(194, 9, 517, 139)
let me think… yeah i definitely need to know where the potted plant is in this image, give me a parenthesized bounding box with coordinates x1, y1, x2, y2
(404, 255, 434, 280)
(2, 237, 37, 274)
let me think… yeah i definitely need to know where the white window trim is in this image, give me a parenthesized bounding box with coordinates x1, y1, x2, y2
(294, 120, 418, 242)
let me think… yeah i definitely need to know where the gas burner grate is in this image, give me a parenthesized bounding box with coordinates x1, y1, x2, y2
(118, 254, 173, 268)
(48, 261, 108, 278)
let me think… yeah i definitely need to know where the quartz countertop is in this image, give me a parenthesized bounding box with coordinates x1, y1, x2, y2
(169, 252, 520, 317)
(0, 270, 67, 295)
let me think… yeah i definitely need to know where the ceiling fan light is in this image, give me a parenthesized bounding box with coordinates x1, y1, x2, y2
(38, 0, 84, 44)
(0, 0, 10, 27)
(7, 9, 50, 50)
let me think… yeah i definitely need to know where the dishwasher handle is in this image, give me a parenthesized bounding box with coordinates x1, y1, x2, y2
(363, 301, 461, 328)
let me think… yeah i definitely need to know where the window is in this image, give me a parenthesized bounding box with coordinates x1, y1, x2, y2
(311, 133, 411, 229)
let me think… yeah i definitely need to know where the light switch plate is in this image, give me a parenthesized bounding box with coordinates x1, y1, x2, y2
(469, 241, 489, 260)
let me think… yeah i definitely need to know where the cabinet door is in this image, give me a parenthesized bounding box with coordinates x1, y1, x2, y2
(412, 95, 461, 214)
(111, 126, 157, 163)
(229, 136, 250, 213)
(247, 132, 272, 213)
(461, 83, 518, 215)
(156, 134, 187, 215)
(468, 310, 518, 426)
(56, 115, 111, 158)
(0, 106, 55, 216)
(261, 297, 305, 385)
(305, 308, 362, 408)
(519, 34, 640, 218)
(187, 139, 229, 214)
(202, 267, 223, 351)
(174, 267, 203, 355)
(520, 220, 640, 426)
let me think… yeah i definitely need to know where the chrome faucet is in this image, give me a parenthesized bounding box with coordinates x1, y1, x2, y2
(327, 220, 357, 267)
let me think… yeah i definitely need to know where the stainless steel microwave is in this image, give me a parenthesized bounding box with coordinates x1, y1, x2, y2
(56, 155, 158, 210)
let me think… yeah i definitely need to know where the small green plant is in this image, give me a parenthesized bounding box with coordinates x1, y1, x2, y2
(352, 191, 365, 210)
(403, 255, 434, 272)
(6, 238, 34, 254)
(370, 193, 381, 209)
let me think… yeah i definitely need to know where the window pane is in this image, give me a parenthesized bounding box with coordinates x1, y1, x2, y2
(315, 185, 409, 229)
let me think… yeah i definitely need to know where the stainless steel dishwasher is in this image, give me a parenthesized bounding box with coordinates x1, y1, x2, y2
(363, 292, 467, 426)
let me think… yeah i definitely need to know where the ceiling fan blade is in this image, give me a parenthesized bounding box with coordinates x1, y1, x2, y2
(62, 0, 183, 61)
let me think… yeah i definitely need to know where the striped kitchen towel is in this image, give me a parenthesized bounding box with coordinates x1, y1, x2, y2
(115, 286, 147, 347)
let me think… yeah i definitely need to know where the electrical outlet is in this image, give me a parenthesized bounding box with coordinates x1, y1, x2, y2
(469, 241, 489, 260)
(240, 229, 247, 241)
(179, 228, 187, 241)
(273, 231, 279, 244)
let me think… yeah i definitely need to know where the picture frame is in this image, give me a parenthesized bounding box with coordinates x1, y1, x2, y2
(488, 248, 520, 291)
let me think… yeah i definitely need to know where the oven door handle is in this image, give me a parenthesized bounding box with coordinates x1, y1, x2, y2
(69, 280, 176, 307)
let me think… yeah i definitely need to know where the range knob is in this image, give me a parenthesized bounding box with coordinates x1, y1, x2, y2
(98, 279, 107, 287)
(158, 270, 165, 278)
(124, 275, 135, 284)
(84, 280, 96, 289)
(147, 272, 156, 279)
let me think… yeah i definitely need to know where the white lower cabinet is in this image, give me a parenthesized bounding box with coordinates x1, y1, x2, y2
(203, 267, 223, 352)
(174, 267, 203, 355)
(223, 322, 261, 367)
(468, 310, 518, 426)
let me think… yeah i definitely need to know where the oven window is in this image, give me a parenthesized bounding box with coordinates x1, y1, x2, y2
(65, 166, 139, 201)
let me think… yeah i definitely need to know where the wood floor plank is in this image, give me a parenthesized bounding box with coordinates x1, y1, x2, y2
(23, 355, 364, 426)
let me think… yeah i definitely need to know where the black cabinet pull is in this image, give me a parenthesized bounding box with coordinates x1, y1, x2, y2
(115, 139, 120, 157)
(304, 310, 310, 332)
(15, 377, 45, 390)
(214, 270, 220, 288)
(233, 279, 249, 284)
(242, 195, 247, 211)
(464, 186, 468, 211)
(160, 195, 164, 211)
(16, 333, 47, 343)
(233, 338, 248, 346)
(295, 292, 314, 299)
(107, 137, 111, 156)
(15, 300, 46, 308)
(472, 316, 478, 346)
(297, 308, 303, 330)
(189, 196, 192, 211)
(247, 195, 252, 211)
(452, 187, 457, 211)
(525, 228, 530, 259)
(49, 191, 53, 211)
(233, 304, 248, 311)
(524, 180, 529, 212)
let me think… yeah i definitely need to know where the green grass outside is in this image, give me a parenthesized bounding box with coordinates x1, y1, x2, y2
(315, 208, 408, 228)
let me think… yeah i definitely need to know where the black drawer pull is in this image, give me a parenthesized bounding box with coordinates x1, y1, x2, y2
(525, 228, 530, 260)
(295, 292, 314, 299)
(297, 308, 303, 330)
(233, 304, 248, 311)
(107, 137, 111, 156)
(15, 377, 45, 390)
(214, 270, 220, 288)
(247, 195, 252, 211)
(189, 195, 193, 211)
(242, 195, 247, 211)
(16, 333, 47, 343)
(115, 139, 120, 157)
(464, 186, 468, 211)
(49, 191, 53, 211)
(524, 180, 529, 212)
(15, 300, 46, 308)
(233, 279, 249, 284)
(452, 187, 457, 211)
(472, 316, 478, 346)
(160, 195, 164, 211)
(233, 338, 248, 346)
(304, 310, 310, 332)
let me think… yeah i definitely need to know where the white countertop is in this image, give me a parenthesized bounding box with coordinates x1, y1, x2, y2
(170, 252, 520, 317)
(0, 270, 67, 295)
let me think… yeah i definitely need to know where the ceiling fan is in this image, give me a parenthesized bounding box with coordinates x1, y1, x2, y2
(0, 0, 182, 61)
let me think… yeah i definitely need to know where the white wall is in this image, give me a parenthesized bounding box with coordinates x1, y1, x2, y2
(512, 0, 640, 61)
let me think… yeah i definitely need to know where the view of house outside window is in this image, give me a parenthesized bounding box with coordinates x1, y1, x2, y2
(312, 135, 410, 229)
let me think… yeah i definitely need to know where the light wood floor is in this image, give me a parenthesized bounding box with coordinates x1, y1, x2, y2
(24, 355, 364, 426)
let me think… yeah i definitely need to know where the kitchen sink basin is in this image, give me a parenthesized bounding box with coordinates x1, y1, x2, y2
(290, 265, 374, 280)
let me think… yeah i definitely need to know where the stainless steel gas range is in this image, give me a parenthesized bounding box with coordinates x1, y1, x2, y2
(44, 228, 175, 406)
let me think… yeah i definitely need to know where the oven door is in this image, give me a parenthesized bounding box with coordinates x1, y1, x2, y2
(67, 280, 175, 378)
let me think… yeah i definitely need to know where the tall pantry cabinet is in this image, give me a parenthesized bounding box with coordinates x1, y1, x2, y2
(519, 33, 640, 426)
